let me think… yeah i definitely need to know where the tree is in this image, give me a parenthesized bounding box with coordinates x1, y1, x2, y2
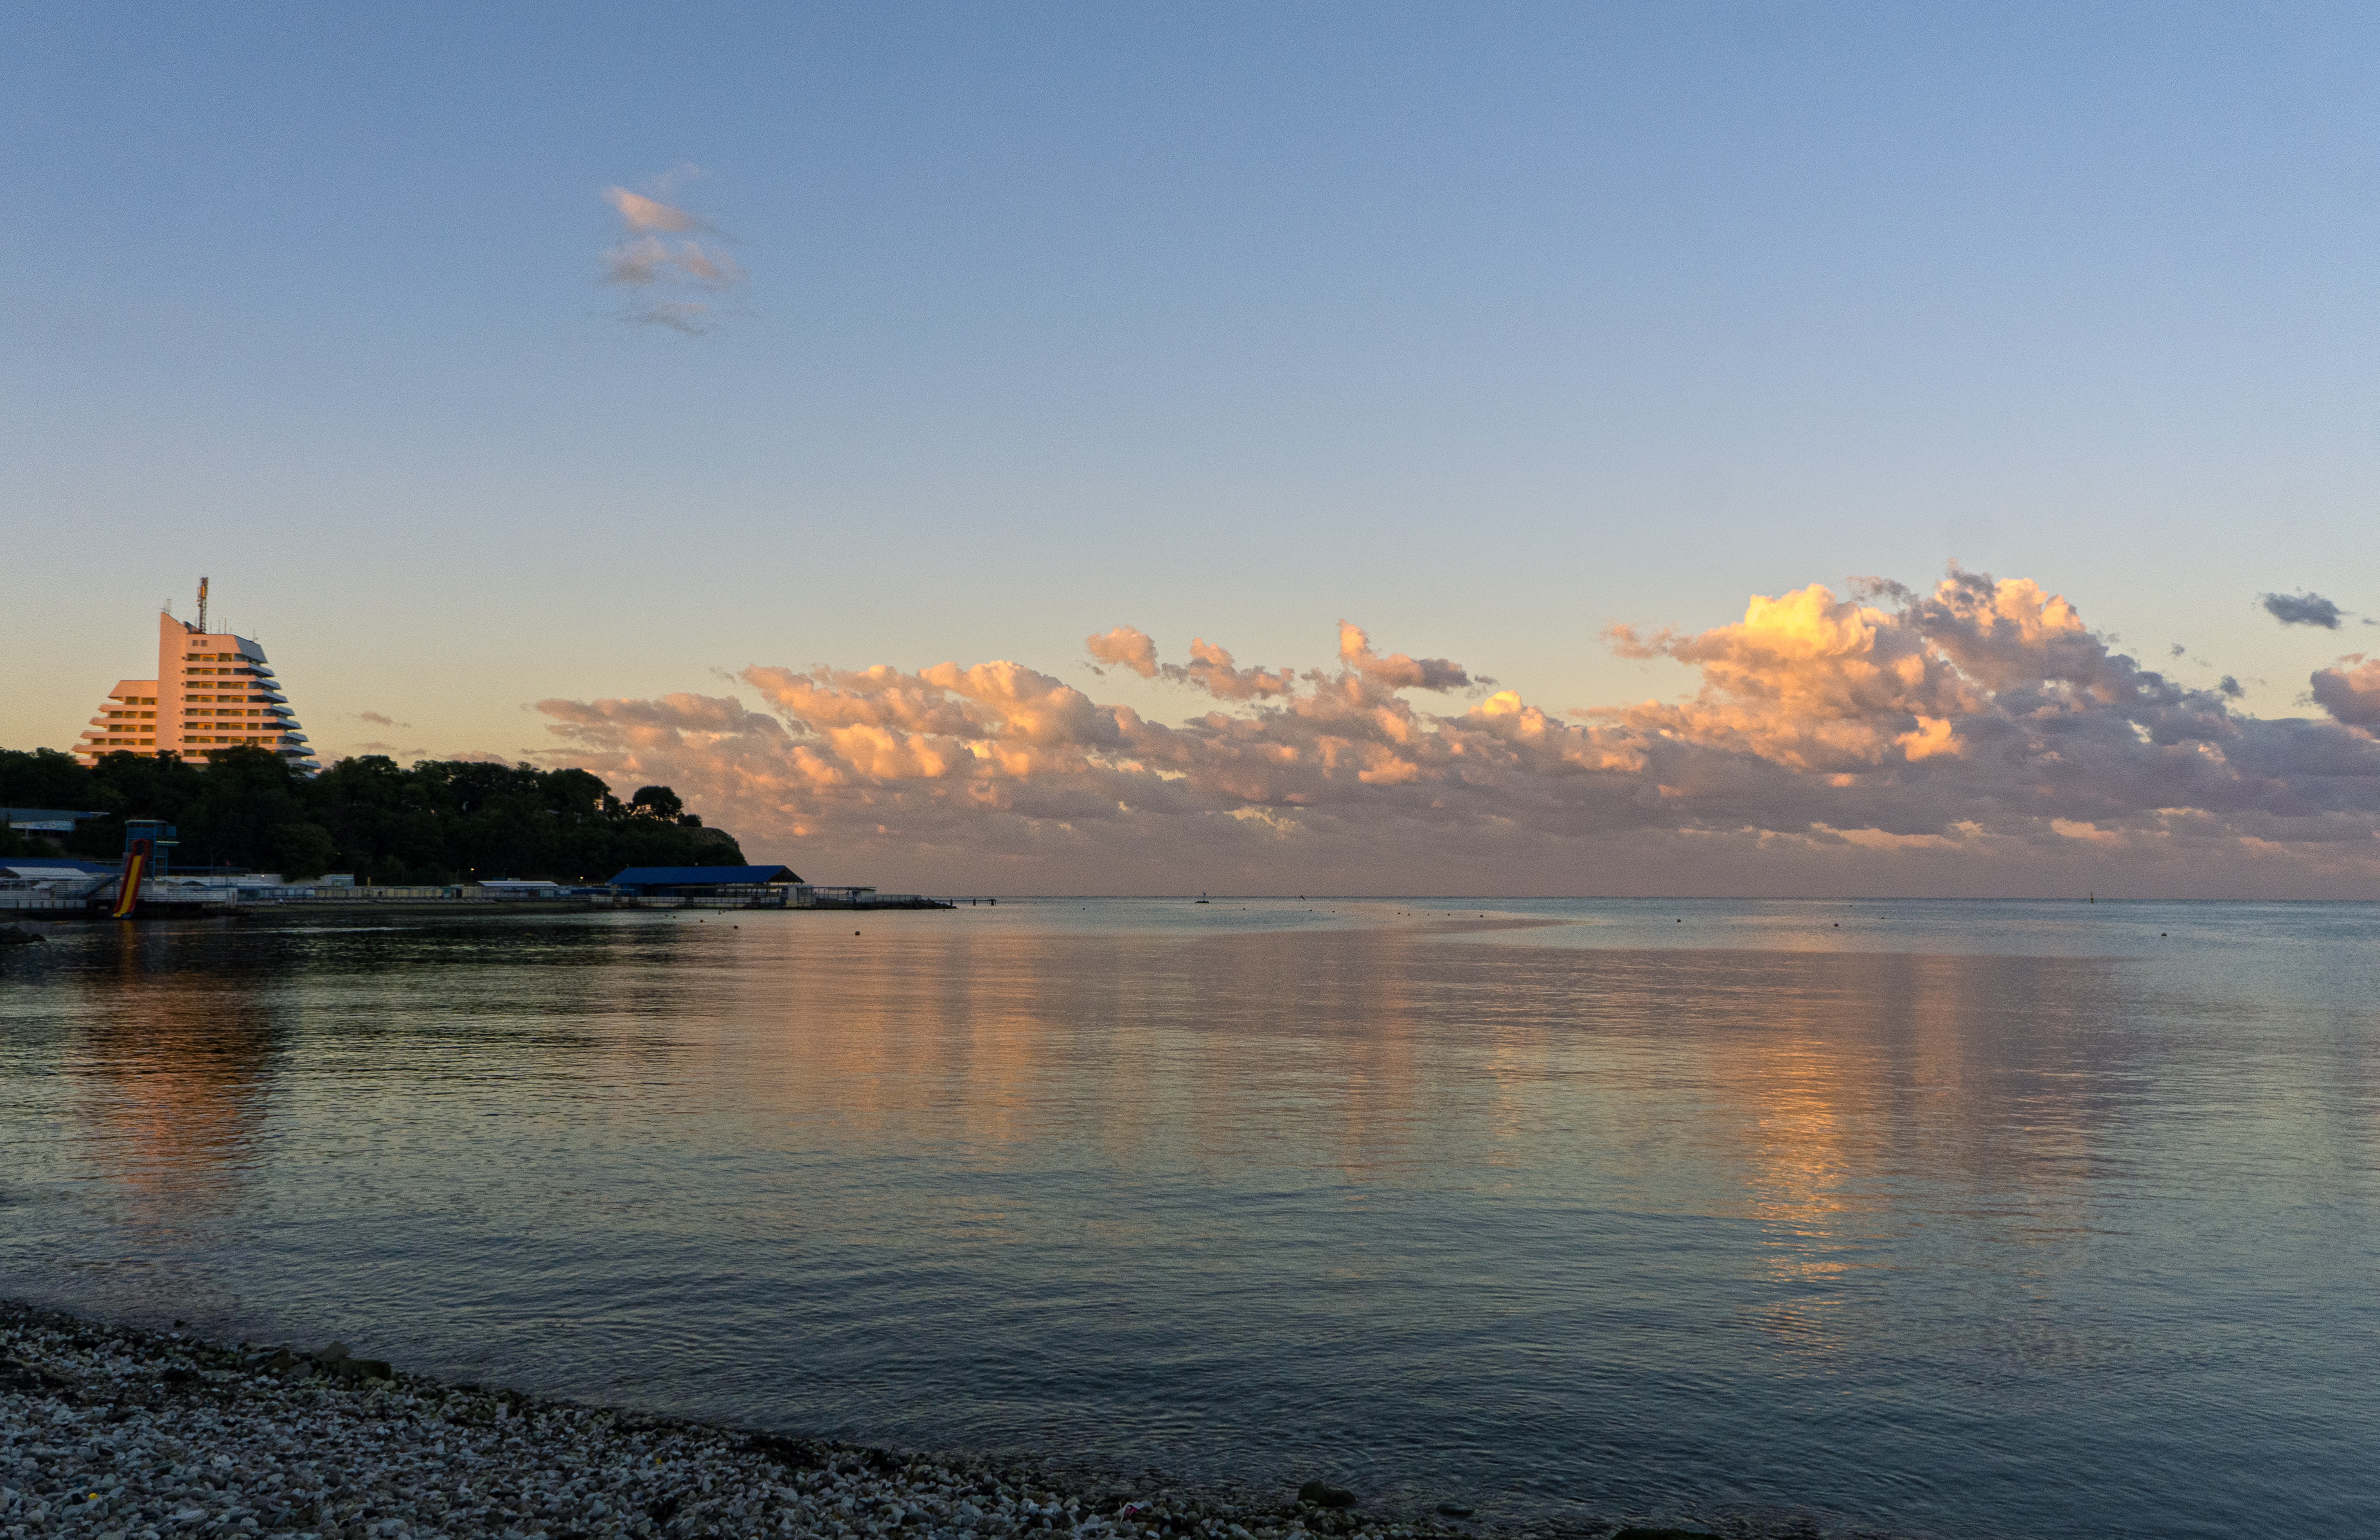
(178, 747, 306, 870)
(272, 821, 339, 879)
(0, 747, 749, 884)
(629, 785, 684, 821)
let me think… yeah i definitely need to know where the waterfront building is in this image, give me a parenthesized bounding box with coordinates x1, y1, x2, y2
(75, 583, 319, 770)
(2, 807, 106, 834)
(607, 864, 805, 895)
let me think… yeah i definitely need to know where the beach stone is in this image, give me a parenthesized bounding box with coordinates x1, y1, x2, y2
(0, 1297, 1682, 1540)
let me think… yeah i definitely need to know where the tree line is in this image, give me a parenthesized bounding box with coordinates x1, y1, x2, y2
(0, 747, 746, 884)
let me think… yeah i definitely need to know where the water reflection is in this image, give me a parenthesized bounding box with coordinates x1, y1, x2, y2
(70, 924, 284, 1232)
(0, 902, 2373, 1540)
(1667, 951, 2123, 1369)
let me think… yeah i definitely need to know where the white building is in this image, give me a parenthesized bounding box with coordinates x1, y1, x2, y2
(75, 586, 318, 771)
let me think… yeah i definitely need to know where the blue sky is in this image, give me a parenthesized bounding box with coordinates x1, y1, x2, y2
(9, 4, 2380, 889)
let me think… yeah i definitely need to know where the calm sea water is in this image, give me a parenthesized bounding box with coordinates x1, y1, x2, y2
(2, 899, 2375, 1538)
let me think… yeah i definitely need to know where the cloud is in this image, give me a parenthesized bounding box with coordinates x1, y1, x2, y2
(1337, 621, 1472, 692)
(2261, 591, 2345, 628)
(1085, 626, 1158, 677)
(1084, 625, 1296, 699)
(600, 235, 742, 289)
(624, 301, 723, 336)
(356, 710, 412, 728)
(603, 187, 701, 232)
(531, 566, 2380, 895)
(2311, 656, 2380, 726)
(598, 171, 744, 334)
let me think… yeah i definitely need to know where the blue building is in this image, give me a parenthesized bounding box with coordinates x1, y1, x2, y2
(606, 864, 804, 897)
(2, 807, 108, 833)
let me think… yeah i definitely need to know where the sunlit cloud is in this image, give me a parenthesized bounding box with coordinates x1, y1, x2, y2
(532, 566, 2380, 894)
(597, 170, 745, 334)
(603, 187, 701, 233)
(2311, 656, 2380, 726)
(1087, 625, 1296, 699)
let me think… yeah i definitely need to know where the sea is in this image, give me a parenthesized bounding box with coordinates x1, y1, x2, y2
(2, 898, 2374, 1539)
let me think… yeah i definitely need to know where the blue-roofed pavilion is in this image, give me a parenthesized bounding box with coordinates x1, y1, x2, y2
(606, 865, 803, 895)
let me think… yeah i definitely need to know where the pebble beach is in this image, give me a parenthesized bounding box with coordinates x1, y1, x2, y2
(0, 1301, 1869, 1540)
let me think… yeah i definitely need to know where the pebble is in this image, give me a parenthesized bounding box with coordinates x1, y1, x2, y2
(2, 1301, 1864, 1540)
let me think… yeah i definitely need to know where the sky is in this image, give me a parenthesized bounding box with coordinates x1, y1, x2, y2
(7, 2, 2380, 895)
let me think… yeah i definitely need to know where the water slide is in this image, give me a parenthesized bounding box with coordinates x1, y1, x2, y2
(109, 837, 151, 920)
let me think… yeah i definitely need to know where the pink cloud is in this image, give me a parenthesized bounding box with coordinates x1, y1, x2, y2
(1337, 620, 1471, 692)
(2311, 656, 2380, 726)
(1086, 625, 1159, 677)
(602, 187, 700, 232)
(598, 175, 744, 333)
(532, 568, 2380, 895)
(1084, 626, 1296, 699)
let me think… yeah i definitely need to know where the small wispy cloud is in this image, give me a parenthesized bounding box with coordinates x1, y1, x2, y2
(598, 168, 745, 334)
(604, 187, 702, 233)
(357, 710, 411, 728)
(2261, 591, 2345, 629)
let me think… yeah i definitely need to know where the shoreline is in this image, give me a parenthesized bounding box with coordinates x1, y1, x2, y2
(0, 1301, 1866, 1540)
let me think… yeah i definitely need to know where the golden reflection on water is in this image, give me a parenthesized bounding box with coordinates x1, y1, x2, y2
(1683, 950, 2111, 1366)
(67, 926, 282, 1236)
(718, 924, 1440, 1166)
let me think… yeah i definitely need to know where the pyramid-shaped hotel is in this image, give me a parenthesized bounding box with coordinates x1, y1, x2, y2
(75, 581, 318, 771)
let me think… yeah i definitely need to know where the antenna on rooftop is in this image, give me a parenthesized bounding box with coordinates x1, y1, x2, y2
(197, 576, 209, 634)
